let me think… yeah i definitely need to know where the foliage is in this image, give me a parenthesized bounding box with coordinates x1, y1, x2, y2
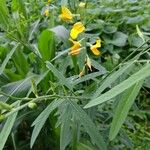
(0, 0, 150, 149)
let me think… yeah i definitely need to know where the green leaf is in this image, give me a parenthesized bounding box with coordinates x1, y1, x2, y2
(38, 29, 55, 61)
(12, 47, 29, 77)
(46, 61, 73, 89)
(84, 64, 150, 108)
(91, 59, 107, 73)
(11, 0, 27, 18)
(0, 0, 10, 30)
(60, 102, 72, 150)
(0, 102, 19, 150)
(111, 32, 128, 47)
(30, 99, 64, 148)
(0, 76, 33, 102)
(50, 25, 69, 42)
(69, 100, 107, 150)
(73, 72, 105, 85)
(0, 44, 19, 75)
(26, 71, 49, 97)
(28, 19, 40, 41)
(77, 142, 93, 150)
(109, 81, 143, 140)
(103, 24, 117, 34)
(93, 61, 134, 98)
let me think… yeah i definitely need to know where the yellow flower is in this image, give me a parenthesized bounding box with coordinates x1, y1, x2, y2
(44, 9, 49, 16)
(70, 22, 85, 40)
(69, 39, 81, 56)
(79, 2, 86, 8)
(59, 6, 73, 21)
(90, 39, 101, 55)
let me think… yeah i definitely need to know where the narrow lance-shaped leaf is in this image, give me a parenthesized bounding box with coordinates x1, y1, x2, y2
(30, 99, 64, 148)
(84, 64, 150, 108)
(0, 76, 33, 102)
(109, 81, 143, 140)
(60, 102, 72, 150)
(69, 100, 107, 150)
(46, 61, 73, 90)
(93, 61, 134, 98)
(0, 101, 20, 150)
(0, 44, 19, 75)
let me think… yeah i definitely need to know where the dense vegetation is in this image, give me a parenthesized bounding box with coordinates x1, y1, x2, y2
(0, 0, 150, 149)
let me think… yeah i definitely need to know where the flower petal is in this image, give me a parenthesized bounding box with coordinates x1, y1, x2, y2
(95, 39, 101, 47)
(90, 46, 101, 55)
(60, 6, 73, 21)
(69, 39, 81, 56)
(70, 22, 85, 39)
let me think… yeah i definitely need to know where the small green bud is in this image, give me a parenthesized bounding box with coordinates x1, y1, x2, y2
(28, 102, 37, 109)
(0, 115, 5, 122)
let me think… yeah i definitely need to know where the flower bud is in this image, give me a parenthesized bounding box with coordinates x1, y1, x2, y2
(28, 102, 37, 109)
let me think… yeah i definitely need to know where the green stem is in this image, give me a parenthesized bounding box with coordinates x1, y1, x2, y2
(2, 94, 89, 119)
(11, 133, 17, 150)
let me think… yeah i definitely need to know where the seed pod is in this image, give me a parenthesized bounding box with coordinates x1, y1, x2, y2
(28, 102, 37, 109)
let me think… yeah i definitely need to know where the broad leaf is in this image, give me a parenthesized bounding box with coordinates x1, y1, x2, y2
(38, 29, 55, 61)
(12, 46, 29, 77)
(111, 32, 128, 47)
(50, 25, 69, 42)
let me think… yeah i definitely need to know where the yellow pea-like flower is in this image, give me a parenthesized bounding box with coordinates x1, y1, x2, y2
(44, 9, 49, 17)
(60, 6, 73, 21)
(90, 39, 101, 55)
(70, 22, 85, 40)
(69, 39, 81, 56)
